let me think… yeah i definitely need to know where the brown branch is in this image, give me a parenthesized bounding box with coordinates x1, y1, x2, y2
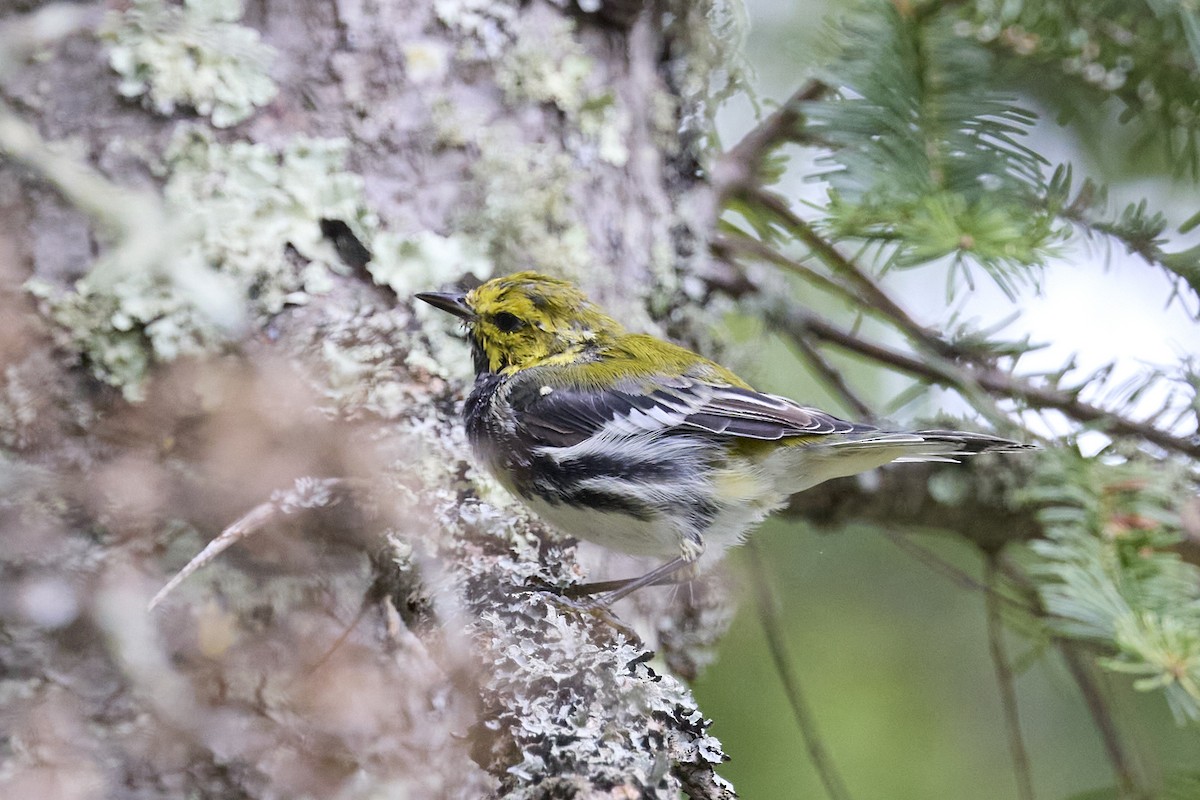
(985, 555, 1035, 800)
(1058, 648, 1149, 800)
(766, 303, 1016, 429)
(713, 233, 1008, 426)
(712, 80, 830, 203)
(717, 197, 1021, 427)
(785, 466, 1040, 553)
(767, 305, 1200, 460)
(149, 477, 356, 609)
(712, 234, 860, 306)
(721, 191, 1188, 439)
(720, 184, 1200, 457)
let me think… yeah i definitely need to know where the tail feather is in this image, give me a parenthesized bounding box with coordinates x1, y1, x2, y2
(909, 429, 1037, 456)
(825, 429, 1037, 463)
(776, 428, 1035, 493)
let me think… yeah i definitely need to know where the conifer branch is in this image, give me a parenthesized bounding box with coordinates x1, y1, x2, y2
(1050, 169, 1200, 308)
(713, 80, 830, 203)
(745, 189, 951, 354)
(767, 304, 1200, 460)
(718, 227, 1027, 424)
(720, 192, 1023, 428)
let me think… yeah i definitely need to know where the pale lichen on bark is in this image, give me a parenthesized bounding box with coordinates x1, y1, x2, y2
(102, 0, 278, 127)
(0, 0, 745, 797)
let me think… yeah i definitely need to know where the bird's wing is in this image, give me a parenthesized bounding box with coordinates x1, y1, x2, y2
(680, 385, 865, 439)
(508, 372, 867, 449)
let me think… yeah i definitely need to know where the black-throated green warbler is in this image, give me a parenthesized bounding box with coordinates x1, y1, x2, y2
(418, 272, 1033, 604)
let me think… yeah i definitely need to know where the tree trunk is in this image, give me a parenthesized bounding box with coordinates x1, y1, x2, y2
(0, 0, 738, 796)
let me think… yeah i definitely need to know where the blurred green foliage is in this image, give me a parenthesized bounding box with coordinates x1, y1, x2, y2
(702, 3, 1200, 795)
(693, 519, 1200, 800)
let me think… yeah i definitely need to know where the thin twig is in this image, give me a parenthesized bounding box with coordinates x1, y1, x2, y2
(996, 558, 1149, 798)
(725, 194, 1019, 427)
(789, 333, 876, 420)
(302, 601, 373, 677)
(713, 80, 831, 202)
(713, 234, 860, 306)
(148, 501, 278, 610)
(985, 555, 1035, 800)
(716, 233, 1003, 427)
(792, 304, 1017, 431)
(149, 477, 352, 609)
(746, 189, 948, 355)
(1058, 647, 1147, 799)
(746, 541, 854, 800)
(878, 528, 1036, 616)
(768, 305, 1200, 459)
(1060, 187, 1200, 310)
(727, 193, 1200, 455)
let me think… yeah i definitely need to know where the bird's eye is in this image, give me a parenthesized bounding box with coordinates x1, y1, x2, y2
(493, 311, 525, 333)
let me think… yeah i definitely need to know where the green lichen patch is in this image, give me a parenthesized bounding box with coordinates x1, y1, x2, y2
(369, 230, 490, 298)
(434, 0, 519, 60)
(495, 16, 593, 118)
(30, 128, 375, 400)
(367, 229, 492, 386)
(466, 137, 591, 278)
(494, 15, 630, 166)
(28, 272, 230, 401)
(103, 0, 277, 128)
(162, 128, 371, 314)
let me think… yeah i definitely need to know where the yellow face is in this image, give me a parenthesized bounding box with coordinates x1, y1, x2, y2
(418, 272, 624, 374)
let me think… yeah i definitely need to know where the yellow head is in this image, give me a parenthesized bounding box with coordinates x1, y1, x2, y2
(417, 271, 624, 374)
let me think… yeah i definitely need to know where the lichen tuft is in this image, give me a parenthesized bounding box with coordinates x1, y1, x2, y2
(103, 0, 277, 128)
(30, 128, 377, 400)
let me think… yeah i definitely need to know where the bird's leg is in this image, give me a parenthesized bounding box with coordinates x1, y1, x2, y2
(562, 556, 694, 608)
(560, 578, 636, 597)
(560, 562, 691, 599)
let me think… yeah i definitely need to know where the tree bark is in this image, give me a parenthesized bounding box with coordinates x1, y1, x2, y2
(0, 1, 738, 797)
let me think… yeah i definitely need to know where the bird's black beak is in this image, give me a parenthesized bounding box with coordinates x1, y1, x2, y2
(415, 291, 474, 320)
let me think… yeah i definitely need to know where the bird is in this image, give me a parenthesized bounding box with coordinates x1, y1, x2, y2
(417, 271, 1034, 605)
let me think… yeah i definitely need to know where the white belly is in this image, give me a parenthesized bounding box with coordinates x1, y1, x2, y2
(514, 455, 793, 569)
(520, 492, 685, 557)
